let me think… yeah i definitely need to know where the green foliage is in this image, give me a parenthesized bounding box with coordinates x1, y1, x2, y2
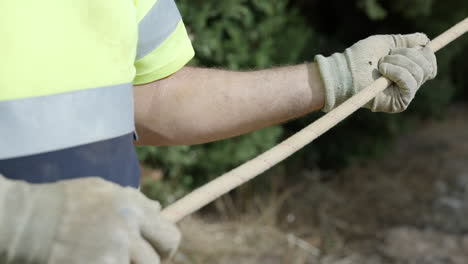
(138, 0, 468, 202)
(178, 0, 314, 69)
(138, 0, 313, 203)
(138, 127, 283, 204)
(358, 0, 388, 20)
(289, 0, 468, 170)
(389, 0, 436, 18)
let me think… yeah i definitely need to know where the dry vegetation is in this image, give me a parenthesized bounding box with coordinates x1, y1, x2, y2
(147, 105, 468, 264)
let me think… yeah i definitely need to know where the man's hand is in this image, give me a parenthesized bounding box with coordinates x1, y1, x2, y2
(0, 175, 180, 264)
(315, 33, 437, 113)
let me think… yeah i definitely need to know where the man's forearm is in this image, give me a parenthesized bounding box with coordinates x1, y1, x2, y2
(134, 65, 325, 146)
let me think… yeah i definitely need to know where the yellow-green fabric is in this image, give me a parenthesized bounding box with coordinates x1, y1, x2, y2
(134, 0, 195, 85)
(134, 21, 194, 84)
(0, 0, 194, 159)
(1, 1, 136, 101)
(0, 0, 194, 101)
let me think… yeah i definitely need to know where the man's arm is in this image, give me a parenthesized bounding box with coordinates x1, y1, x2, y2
(134, 33, 437, 147)
(134, 64, 325, 146)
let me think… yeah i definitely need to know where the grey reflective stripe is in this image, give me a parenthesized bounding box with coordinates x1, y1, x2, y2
(136, 0, 182, 60)
(0, 83, 135, 160)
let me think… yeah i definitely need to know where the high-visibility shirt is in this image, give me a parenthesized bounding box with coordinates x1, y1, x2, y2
(0, 0, 194, 187)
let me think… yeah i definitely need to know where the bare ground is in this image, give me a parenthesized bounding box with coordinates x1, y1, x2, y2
(170, 104, 468, 264)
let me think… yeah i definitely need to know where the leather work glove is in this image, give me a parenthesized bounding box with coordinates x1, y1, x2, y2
(0, 175, 180, 264)
(315, 33, 437, 113)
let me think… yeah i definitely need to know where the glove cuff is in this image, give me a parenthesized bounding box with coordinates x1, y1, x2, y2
(315, 53, 353, 112)
(0, 176, 64, 264)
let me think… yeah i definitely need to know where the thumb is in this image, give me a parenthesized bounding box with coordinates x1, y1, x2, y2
(391, 33, 430, 48)
(137, 194, 181, 259)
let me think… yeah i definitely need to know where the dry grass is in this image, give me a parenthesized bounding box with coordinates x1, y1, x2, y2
(162, 104, 468, 264)
(174, 187, 322, 264)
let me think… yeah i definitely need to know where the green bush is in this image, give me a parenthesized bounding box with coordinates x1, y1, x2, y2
(138, 0, 468, 203)
(138, 0, 313, 204)
(291, 0, 468, 170)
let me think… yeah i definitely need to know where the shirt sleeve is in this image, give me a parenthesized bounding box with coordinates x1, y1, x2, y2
(133, 0, 195, 85)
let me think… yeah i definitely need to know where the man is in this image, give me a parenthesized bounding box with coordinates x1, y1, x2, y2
(0, 0, 437, 263)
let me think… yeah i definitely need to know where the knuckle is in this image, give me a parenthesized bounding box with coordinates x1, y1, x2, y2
(145, 196, 163, 211)
(415, 32, 429, 40)
(412, 33, 430, 45)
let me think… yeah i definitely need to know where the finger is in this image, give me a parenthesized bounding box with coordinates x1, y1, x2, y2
(391, 33, 430, 48)
(375, 85, 408, 113)
(390, 48, 436, 82)
(421, 46, 438, 79)
(138, 196, 181, 259)
(130, 237, 161, 264)
(379, 62, 418, 99)
(141, 213, 181, 259)
(380, 54, 424, 86)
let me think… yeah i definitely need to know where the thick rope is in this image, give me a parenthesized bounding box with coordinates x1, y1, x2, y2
(162, 18, 468, 223)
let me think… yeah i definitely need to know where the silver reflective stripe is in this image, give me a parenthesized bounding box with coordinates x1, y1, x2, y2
(0, 83, 135, 160)
(136, 0, 182, 60)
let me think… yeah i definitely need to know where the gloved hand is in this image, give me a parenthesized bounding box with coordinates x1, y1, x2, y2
(0, 175, 180, 264)
(315, 33, 437, 113)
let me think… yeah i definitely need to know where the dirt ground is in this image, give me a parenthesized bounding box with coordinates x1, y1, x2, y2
(172, 104, 468, 264)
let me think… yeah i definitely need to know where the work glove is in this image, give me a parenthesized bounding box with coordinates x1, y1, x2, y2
(0, 175, 180, 264)
(315, 33, 437, 113)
